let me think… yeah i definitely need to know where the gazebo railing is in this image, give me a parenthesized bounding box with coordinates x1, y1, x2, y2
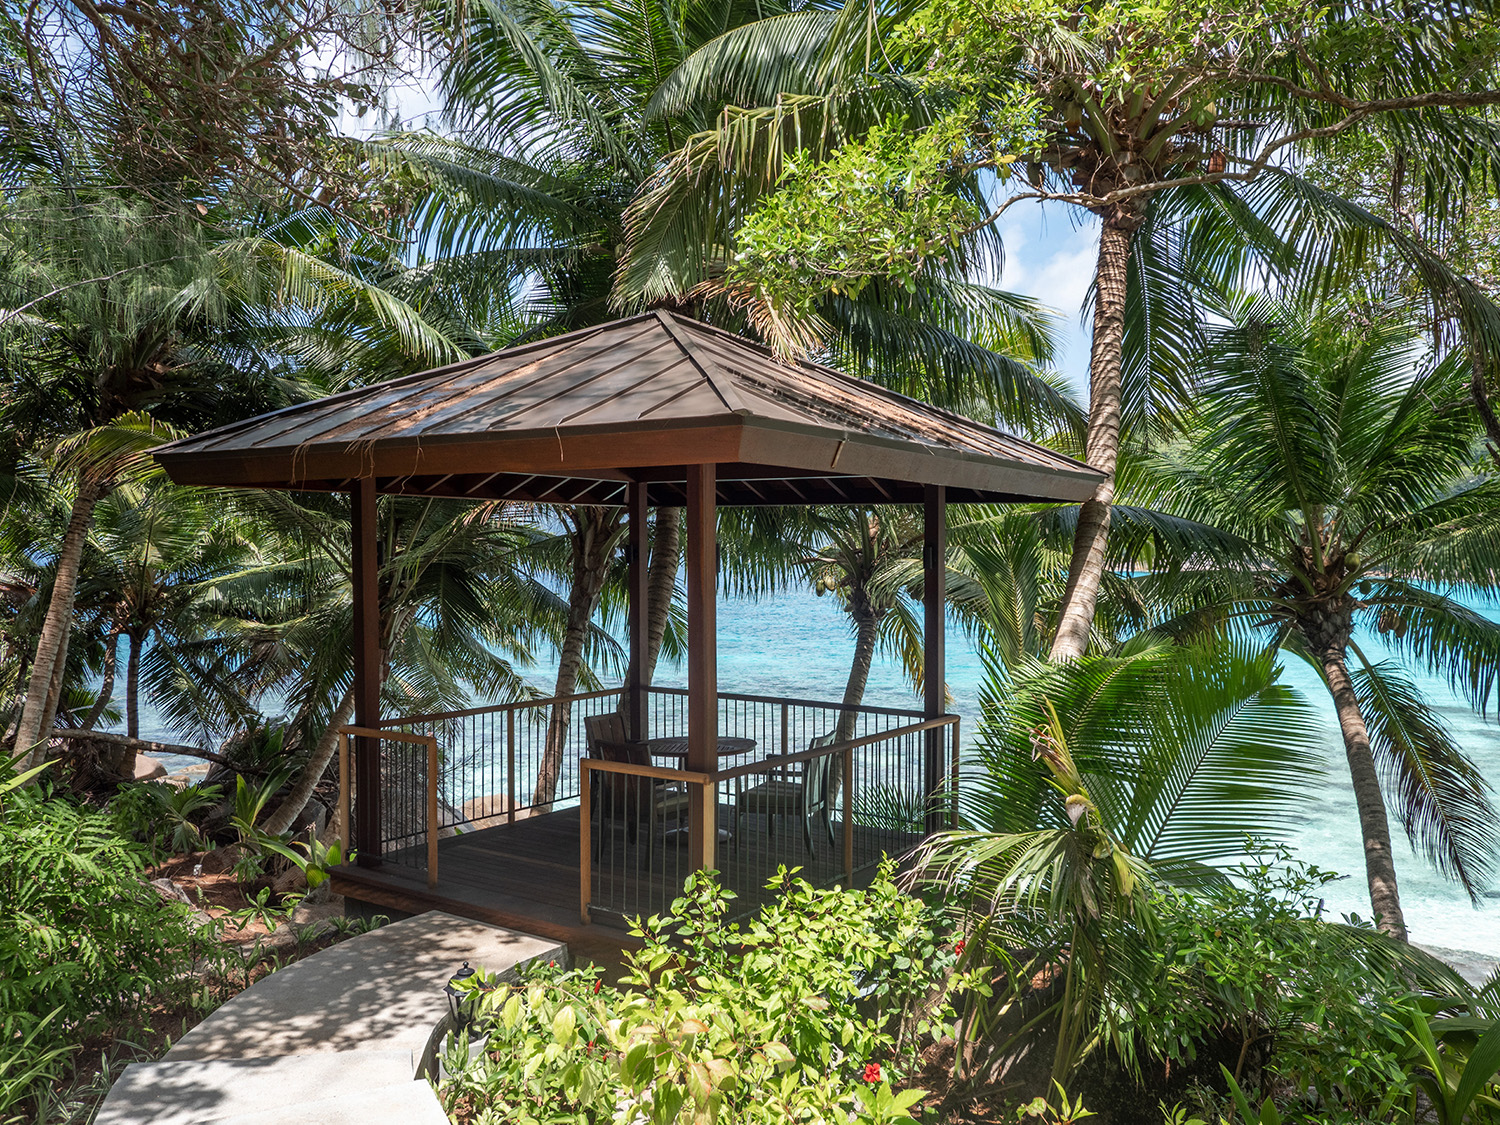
(580, 714, 960, 925)
(335, 688, 957, 917)
(338, 725, 439, 888)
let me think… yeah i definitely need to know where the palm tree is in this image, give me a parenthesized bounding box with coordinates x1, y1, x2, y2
(73, 483, 262, 741)
(915, 638, 1326, 1088)
(370, 0, 1073, 805)
(1141, 299, 1500, 941)
(0, 186, 287, 766)
(652, 0, 1500, 660)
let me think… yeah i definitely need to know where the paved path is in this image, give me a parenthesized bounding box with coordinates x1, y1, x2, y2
(97, 911, 566, 1124)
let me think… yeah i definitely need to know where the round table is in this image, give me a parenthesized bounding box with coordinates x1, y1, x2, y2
(646, 735, 757, 761)
(648, 736, 757, 844)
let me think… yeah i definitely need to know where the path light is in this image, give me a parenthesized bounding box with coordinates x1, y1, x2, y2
(445, 961, 477, 1030)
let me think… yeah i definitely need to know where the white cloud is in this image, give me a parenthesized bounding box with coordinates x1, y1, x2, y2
(990, 206, 1100, 395)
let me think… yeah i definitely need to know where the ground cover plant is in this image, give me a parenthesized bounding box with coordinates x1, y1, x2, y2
(0, 756, 220, 1120)
(0, 753, 382, 1123)
(439, 864, 969, 1124)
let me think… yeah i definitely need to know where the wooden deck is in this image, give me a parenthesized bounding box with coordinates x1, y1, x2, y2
(331, 803, 923, 951)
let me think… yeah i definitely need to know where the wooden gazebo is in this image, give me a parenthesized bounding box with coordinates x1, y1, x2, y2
(156, 311, 1101, 937)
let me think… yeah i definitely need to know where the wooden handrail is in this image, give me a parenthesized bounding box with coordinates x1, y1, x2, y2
(374, 688, 623, 728)
(574, 714, 957, 786)
(645, 684, 925, 719)
(713, 715, 959, 783)
(340, 724, 436, 744)
(578, 757, 714, 786)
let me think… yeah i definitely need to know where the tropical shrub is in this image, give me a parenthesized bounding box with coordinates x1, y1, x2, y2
(916, 639, 1325, 1090)
(0, 759, 217, 1116)
(109, 780, 223, 859)
(1127, 851, 1437, 1119)
(440, 864, 970, 1123)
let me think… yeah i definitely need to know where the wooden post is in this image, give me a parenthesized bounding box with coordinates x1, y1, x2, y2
(506, 709, 516, 825)
(923, 484, 947, 836)
(625, 481, 648, 742)
(951, 718, 962, 829)
(579, 760, 593, 924)
(685, 463, 718, 873)
(426, 735, 439, 889)
(351, 476, 382, 866)
(842, 747, 854, 882)
(337, 732, 351, 859)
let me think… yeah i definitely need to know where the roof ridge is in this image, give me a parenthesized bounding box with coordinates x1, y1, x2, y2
(652, 310, 750, 416)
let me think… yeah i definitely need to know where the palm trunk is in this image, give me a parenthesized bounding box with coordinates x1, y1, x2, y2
(1467, 342, 1500, 470)
(17, 478, 102, 768)
(82, 624, 122, 731)
(643, 506, 681, 684)
(616, 506, 682, 725)
(1321, 653, 1409, 942)
(835, 597, 881, 744)
(1050, 216, 1134, 661)
(125, 632, 142, 740)
(262, 689, 356, 837)
(532, 508, 622, 810)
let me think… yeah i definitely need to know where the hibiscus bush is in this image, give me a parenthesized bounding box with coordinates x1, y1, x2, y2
(439, 862, 971, 1124)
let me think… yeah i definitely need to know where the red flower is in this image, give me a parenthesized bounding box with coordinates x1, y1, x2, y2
(862, 1063, 883, 1084)
(954, 939, 967, 956)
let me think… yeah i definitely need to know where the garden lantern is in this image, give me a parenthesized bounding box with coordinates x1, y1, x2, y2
(445, 961, 477, 1030)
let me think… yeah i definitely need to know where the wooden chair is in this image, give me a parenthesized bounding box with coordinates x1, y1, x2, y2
(734, 731, 839, 856)
(584, 713, 689, 856)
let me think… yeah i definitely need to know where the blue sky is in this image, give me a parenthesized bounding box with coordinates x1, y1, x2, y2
(991, 207, 1100, 399)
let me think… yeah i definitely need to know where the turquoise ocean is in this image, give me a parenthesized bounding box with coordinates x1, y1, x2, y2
(135, 586, 1500, 958)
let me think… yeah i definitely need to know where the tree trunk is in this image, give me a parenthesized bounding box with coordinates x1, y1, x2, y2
(644, 506, 681, 685)
(1050, 215, 1135, 661)
(835, 594, 882, 744)
(616, 506, 682, 726)
(82, 624, 121, 730)
(17, 478, 102, 768)
(1467, 340, 1500, 471)
(125, 632, 142, 740)
(532, 508, 623, 810)
(262, 689, 356, 837)
(1321, 653, 1409, 941)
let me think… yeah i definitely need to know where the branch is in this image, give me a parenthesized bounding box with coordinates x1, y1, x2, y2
(48, 728, 254, 773)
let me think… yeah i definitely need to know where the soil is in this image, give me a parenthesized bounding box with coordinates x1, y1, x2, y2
(147, 852, 346, 947)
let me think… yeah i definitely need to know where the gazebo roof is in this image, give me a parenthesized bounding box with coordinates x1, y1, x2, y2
(155, 311, 1101, 506)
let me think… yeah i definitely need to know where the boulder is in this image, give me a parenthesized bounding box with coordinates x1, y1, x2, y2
(287, 797, 328, 836)
(134, 754, 168, 781)
(201, 844, 245, 875)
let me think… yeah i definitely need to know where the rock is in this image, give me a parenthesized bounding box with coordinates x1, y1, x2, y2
(201, 844, 244, 875)
(151, 877, 194, 905)
(135, 754, 168, 781)
(164, 763, 212, 787)
(288, 797, 328, 836)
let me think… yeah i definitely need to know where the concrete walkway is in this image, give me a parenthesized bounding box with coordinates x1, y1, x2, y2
(97, 911, 566, 1125)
